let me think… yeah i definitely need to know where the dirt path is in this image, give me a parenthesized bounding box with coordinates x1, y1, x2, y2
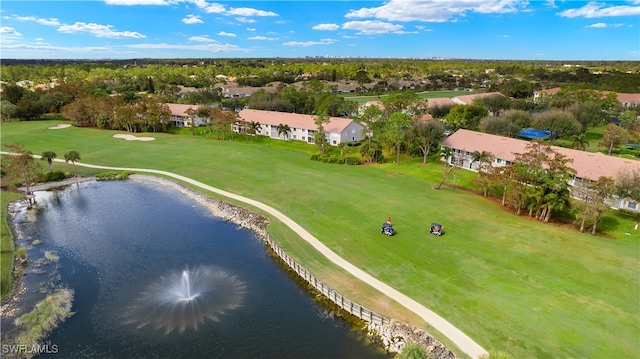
(5, 155, 489, 358)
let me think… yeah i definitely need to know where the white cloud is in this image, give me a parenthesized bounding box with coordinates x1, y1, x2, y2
(189, 35, 216, 42)
(57, 22, 146, 38)
(283, 38, 336, 47)
(127, 42, 241, 53)
(313, 23, 340, 31)
(342, 21, 403, 34)
(248, 36, 279, 41)
(227, 7, 278, 17)
(345, 0, 527, 22)
(183, 15, 203, 24)
(586, 22, 625, 28)
(193, 1, 226, 14)
(217, 31, 236, 37)
(559, 2, 640, 18)
(235, 17, 257, 23)
(0, 27, 22, 36)
(499, 34, 510, 38)
(14, 15, 61, 26)
(246, 27, 256, 32)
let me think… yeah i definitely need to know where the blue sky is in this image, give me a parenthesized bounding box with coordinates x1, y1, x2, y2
(1, 0, 639, 60)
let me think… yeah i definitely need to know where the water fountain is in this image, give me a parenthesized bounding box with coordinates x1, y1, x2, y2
(123, 265, 246, 334)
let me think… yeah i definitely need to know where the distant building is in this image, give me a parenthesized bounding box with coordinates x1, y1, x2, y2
(237, 109, 365, 145)
(165, 103, 209, 127)
(442, 129, 640, 212)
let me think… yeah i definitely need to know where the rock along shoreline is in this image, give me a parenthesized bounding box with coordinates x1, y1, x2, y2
(9, 174, 457, 358)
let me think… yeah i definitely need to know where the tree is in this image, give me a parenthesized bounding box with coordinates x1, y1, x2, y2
(472, 151, 496, 196)
(197, 106, 212, 133)
(313, 112, 330, 154)
(575, 177, 615, 234)
(568, 102, 608, 130)
(599, 124, 628, 155)
(385, 112, 413, 164)
(248, 121, 262, 138)
(380, 90, 427, 118)
(276, 123, 291, 140)
(1, 84, 26, 105)
(614, 167, 640, 204)
(473, 94, 510, 116)
(41, 151, 57, 172)
(122, 91, 139, 105)
(409, 120, 445, 163)
(185, 107, 198, 136)
(1, 100, 17, 122)
(531, 110, 582, 145)
(444, 104, 488, 131)
(354, 105, 384, 147)
(570, 132, 590, 151)
(479, 116, 522, 138)
(511, 141, 575, 221)
(4, 143, 41, 193)
(64, 151, 81, 177)
(436, 147, 460, 190)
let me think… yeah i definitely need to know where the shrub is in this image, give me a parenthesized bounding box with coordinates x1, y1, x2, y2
(310, 154, 361, 165)
(395, 343, 429, 359)
(39, 171, 67, 182)
(95, 172, 118, 181)
(95, 171, 134, 181)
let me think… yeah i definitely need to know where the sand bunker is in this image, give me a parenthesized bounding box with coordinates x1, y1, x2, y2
(48, 124, 72, 130)
(113, 134, 155, 141)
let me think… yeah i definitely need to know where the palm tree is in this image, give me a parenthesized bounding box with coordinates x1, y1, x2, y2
(122, 91, 139, 105)
(436, 147, 457, 190)
(185, 107, 197, 136)
(471, 150, 494, 175)
(571, 132, 589, 151)
(249, 121, 262, 136)
(64, 151, 81, 177)
(41, 151, 57, 172)
(276, 123, 291, 140)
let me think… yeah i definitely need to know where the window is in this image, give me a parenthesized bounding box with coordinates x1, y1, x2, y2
(293, 135, 297, 139)
(628, 202, 638, 210)
(496, 158, 502, 164)
(302, 136, 305, 141)
(333, 140, 337, 144)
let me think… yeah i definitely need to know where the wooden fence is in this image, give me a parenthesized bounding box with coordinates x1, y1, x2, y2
(263, 234, 390, 327)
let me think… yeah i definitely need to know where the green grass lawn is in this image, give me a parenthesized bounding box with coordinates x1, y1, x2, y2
(1, 119, 639, 358)
(341, 90, 468, 104)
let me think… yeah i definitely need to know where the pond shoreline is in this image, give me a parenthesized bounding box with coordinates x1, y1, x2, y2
(6, 175, 457, 359)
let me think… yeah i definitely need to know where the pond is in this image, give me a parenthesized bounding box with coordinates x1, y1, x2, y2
(3, 180, 391, 358)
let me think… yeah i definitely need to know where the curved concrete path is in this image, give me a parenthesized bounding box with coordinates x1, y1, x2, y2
(7, 154, 488, 359)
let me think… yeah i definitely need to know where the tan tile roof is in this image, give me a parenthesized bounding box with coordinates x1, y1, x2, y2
(238, 109, 356, 133)
(166, 103, 197, 117)
(426, 97, 457, 107)
(442, 129, 640, 181)
(452, 92, 505, 105)
(535, 88, 640, 104)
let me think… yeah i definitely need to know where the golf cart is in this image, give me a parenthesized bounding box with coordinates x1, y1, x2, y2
(381, 221, 395, 236)
(429, 223, 444, 236)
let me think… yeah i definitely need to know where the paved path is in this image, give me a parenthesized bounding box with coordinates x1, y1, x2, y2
(6, 154, 488, 358)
